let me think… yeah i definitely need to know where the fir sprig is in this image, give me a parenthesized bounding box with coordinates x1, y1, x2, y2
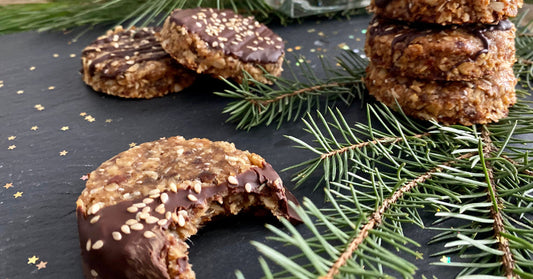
(0, 0, 279, 35)
(215, 53, 368, 130)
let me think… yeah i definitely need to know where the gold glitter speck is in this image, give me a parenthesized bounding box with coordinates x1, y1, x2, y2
(14, 191, 23, 198)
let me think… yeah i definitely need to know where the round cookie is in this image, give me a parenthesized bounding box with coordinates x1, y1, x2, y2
(81, 26, 196, 99)
(368, 0, 523, 25)
(157, 8, 284, 84)
(76, 136, 301, 279)
(364, 62, 517, 125)
(365, 18, 516, 81)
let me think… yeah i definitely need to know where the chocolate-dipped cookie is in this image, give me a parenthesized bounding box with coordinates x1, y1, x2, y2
(76, 136, 301, 279)
(81, 26, 196, 99)
(157, 8, 284, 84)
(365, 18, 516, 81)
(369, 0, 523, 25)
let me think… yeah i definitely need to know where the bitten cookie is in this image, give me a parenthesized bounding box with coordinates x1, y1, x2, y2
(369, 0, 523, 25)
(365, 18, 516, 81)
(157, 8, 284, 84)
(81, 26, 196, 99)
(76, 136, 301, 279)
(364, 62, 517, 125)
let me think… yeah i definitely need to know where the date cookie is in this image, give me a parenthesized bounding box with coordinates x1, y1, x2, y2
(369, 0, 523, 25)
(157, 8, 284, 84)
(81, 26, 196, 99)
(365, 18, 516, 81)
(364, 62, 517, 125)
(76, 136, 301, 279)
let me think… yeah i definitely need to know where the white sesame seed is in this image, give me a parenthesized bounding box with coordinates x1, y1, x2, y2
(187, 194, 198, 202)
(273, 178, 282, 188)
(112, 231, 122, 241)
(144, 231, 156, 239)
(86, 239, 92, 251)
(160, 193, 169, 204)
(193, 183, 202, 194)
(90, 215, 101, 224)
(171, 212, 179, 223)
(169, 182, 177, 192)
(133, 202, 146, 208)
(245, 183, 253, 193)
(146, 216, 159, 224)
(121, 225, 131, 234)
(139, 212, 150, 220)
(227, 175, 238, 185)
(196, 22, 202, 28)
(92, 240, 104, 250)
(157, 219, 168, 226)
(177, 214, 186, 227)
(143, 198, 154, 204)
(127, 206, 138, 213)
(142, 206, 151, 213)
(88, 203, 100, 215)
(130, 223, 144, 231)
(90, 269, 98, 277)
(125, 219, 138, 225)
(165, 211, 172, 220)
(155, 204, 166, 214)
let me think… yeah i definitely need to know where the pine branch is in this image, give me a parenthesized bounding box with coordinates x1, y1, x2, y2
(215, 52, 367, 130)
(321, 152, 475, 279)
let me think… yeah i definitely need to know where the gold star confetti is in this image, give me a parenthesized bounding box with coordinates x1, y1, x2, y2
(59, 150, 68, 156)
(53, 53, 59, 58)
(318, 31, 325, 37)
(36, 261, 47, 270)
(85, 115, 95, 122)
(105, 119, 112, 123)
(70, 53, 76, 58)
(3, 182, 13, 189)
(129, 142, 137, 148)
(48, 86, 55, 90)
(307, 28, 316, 33)
(440, 256, 451, 263)
(8, 135, 16, 140)
(31, 126, 39, 131)
(287, 47, 293, 52)
(80, 175, 89, 181)
(60, 126, 69, 131)
(27, 255, 39, 264)
(8, 145, 16, 150)
(29, 66, 36, 71)
(294, 45, 302, 50)
(34, 104, 45, 111)
(80, 112, 87, 116)
(17, 90, 24, 94)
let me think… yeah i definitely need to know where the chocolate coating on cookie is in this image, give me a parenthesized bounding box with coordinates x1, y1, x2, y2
(169, 8, 284, 64)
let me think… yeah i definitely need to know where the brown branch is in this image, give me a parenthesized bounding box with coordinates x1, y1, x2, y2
(320, 132, 431, 159)
(518, 58, 533, 65)
(482, 129, 516, 279)
(501, 155, 533, 176)
(319, 152, 475, 279)
(249, 82, 345, 107)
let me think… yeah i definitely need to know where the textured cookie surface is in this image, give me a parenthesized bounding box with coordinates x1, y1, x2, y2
(81, 26, 196, 99)
(364, 62, 517, 125)
(365, 18, 516, 81)
(369, 0, 523, 25)
(76, 136, 300, 279)
(158, 8, 284, 84)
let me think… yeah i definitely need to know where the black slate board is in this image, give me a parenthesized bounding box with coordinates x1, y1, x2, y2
(1, 14, 460, 279)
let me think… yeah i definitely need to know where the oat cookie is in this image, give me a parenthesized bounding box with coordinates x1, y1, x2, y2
(157, 8, 284, 84)
(369, 0, 523, 25)
(365, 17, 516, 81)
(81, 26, 196, 99)
(364, 62, 517, 125)
(76, 136, 300, 279)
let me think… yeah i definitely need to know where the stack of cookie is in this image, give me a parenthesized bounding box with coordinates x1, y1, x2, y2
(81, 8, 285, 99)
(364, 0, 523, 125)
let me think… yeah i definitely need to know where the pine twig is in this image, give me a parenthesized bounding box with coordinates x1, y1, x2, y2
(320, 152, 476, 279)
(481, 128, 516, 278)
